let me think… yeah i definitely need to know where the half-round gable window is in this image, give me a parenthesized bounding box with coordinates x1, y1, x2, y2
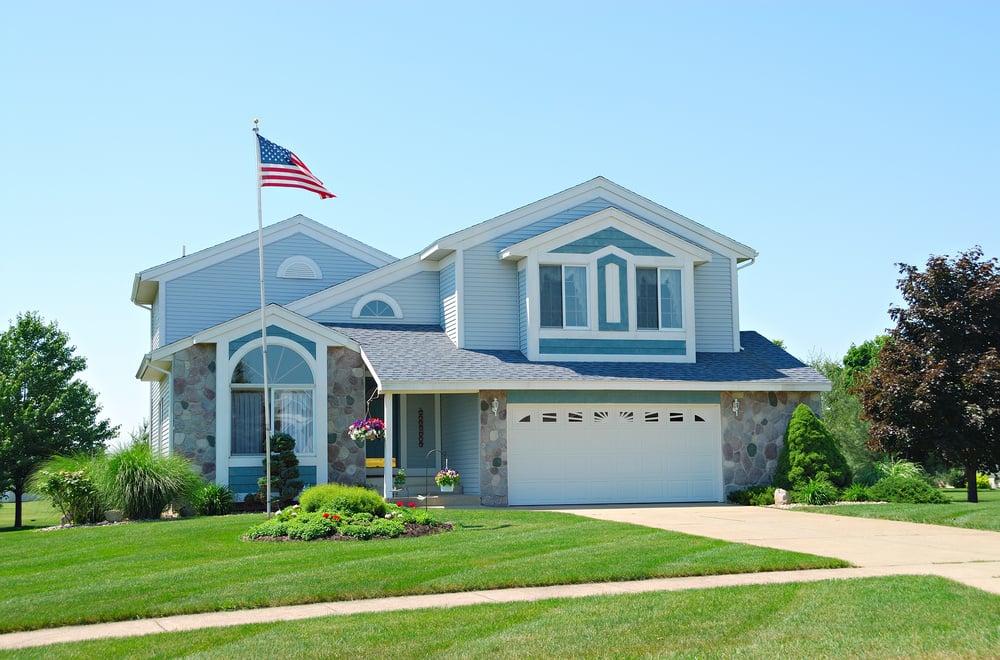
(277, 256, 322, 280)
(352, 293, 402, 319)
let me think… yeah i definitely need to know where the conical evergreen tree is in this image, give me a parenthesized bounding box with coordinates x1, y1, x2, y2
(774, 404, 852, 490)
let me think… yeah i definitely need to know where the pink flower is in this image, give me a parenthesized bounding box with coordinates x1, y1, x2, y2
(397, 502, 404, 507)
(407, 502, 417, 508)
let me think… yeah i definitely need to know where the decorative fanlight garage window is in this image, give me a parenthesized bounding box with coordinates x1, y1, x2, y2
(230, 345, 315, 456)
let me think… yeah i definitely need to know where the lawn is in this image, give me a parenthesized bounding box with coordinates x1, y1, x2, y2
(0, 499, 62, 531)
(799, 488, 1000, 531)
(0, 509, 846, 634)
(8, 576, 999, 658)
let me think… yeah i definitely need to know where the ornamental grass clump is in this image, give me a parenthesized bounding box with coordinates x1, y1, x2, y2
(98, 441, 203, 520)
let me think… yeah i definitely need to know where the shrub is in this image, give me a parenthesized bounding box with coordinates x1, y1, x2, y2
(30, 453, 104, 524)
(858, 455, 929, 486)
(299, 483, 388, 517)
(244, 499, 438, 541)
(774, 404, 851, 491)
(840, 482, 871, 502)
(98, 441, 203, 520)
(727, 486, 776, 506)
(193, 483, 235, 516)
(940, 469, 992, 490)
(791, 472, 839, 505)
(256, 433, 303, 507)
(868, 476, 948, 504)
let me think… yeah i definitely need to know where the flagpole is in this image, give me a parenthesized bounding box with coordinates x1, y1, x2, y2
(253, 119, 273, 519)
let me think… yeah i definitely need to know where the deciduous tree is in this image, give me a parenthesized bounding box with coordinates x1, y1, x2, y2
(856, 248, 1000, 503)
(0, 312, 118, 527)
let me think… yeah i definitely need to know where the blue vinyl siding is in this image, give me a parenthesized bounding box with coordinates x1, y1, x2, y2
(552, 227, 670, 256)
(693, 255, 734, 352)
(518, 269, 527, 354)
(461, 245, 521, 349)
(539, 338, 686, 356)
(229, 465, 318, 493)
(441, 393, 479, 496)
(309, 270, 441, 325)
(165, 234, 377, 344)
(462, 199, 611, 349)
(508, 390, 721, 405)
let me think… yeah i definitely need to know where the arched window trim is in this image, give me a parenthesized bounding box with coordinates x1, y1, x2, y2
(229, 338, 317, 457)
(277, 255, 322, 280)
(352, 292, 403, 319)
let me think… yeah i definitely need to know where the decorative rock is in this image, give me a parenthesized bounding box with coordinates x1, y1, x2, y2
(105, 510, 124, 523)
(774, 488, 791, 506)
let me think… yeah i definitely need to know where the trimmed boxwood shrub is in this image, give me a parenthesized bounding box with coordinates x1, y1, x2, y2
(298, 483, 388, 517)
(868, 476, 948, 504)
(774, 404, 851, 491)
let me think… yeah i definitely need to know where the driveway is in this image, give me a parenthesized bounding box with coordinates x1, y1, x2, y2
(546, 503, 1000, 595)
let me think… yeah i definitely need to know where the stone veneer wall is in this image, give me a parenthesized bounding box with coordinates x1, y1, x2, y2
(171, 344, 217, 481)
(479, 390, 508, 506)
(326, 346, 367, 485)
(720, 391, 821, 496)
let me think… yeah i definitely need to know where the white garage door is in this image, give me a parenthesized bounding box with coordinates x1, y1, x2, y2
(507, 404, 722, 505)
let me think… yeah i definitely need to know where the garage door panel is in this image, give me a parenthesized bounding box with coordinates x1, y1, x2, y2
(508, 404, 722, 505)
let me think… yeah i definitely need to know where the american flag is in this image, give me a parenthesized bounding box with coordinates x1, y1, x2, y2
(257, 134, 335, 199)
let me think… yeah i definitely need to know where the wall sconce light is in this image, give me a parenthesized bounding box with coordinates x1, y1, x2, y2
(491, 398, 500, 416)
(732, 398, 740, 416)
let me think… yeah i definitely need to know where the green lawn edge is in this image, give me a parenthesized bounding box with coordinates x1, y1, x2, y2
(796, 488, 1000, 531)
(1, 508, 846, 633)
(9, 576, 999, 658)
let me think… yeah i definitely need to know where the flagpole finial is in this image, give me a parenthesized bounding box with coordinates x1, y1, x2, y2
(253, 118, 259, 133)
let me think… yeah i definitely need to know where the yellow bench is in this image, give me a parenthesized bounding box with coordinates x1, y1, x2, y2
(365, 457, 397, 468)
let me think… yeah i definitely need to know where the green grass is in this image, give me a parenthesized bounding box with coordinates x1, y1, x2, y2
(801, 488, 1000, 531)
(0, 509, 846, 634)
(9, 576, 999, 658)
(0, 499, 62, 531)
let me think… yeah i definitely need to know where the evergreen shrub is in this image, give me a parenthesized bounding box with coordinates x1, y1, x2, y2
(868, 476, 948, 504)
(774, 404, 852, 491)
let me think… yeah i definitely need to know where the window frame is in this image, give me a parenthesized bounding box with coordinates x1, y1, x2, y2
(635, 266, 684, 331)
(539, 263, 590, 329)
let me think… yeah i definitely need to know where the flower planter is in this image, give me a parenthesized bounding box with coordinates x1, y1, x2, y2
(439, 484, 454, 493)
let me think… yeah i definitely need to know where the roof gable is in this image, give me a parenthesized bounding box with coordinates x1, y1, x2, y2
(132, 215, 396, 304)
(499, 206, 712, 265)
(421, 177, 757, 263)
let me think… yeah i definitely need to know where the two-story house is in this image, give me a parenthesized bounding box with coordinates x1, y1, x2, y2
(132, 177, 829, 506)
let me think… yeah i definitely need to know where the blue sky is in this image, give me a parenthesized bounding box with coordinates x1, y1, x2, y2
(2, 2, 997, 442)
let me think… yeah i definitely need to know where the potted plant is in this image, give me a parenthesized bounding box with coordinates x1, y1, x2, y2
(348, 417, 386, 446)
(393, 468, 407, 487)
(435, 467, 460, 492)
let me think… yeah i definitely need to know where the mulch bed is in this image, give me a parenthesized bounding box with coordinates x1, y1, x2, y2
(245, 521, 453, 542)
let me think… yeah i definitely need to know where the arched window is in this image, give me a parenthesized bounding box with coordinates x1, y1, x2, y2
(352, 293, 402, 319)
(231, 345, 315, 455)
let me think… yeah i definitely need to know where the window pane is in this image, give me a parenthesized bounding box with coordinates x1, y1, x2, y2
(636, 268, 659, 329)
(274, 389, 314, 454)
(231, 391, 264, 454)
(659, 269, 682, 328)
(563, 266, 588, 327)
(231, 346, 313, 385)
(539, 265, 563, 328)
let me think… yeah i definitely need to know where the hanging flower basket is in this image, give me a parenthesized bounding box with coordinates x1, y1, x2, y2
(348, 418, 386, 446)
(435, 467, 460, 491)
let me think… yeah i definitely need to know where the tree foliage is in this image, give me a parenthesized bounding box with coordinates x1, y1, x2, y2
(774, 404, 852, 491)
(856, 247, 1000, 503)
(811, 354, 876, 476)
(0, 311, 118, 527)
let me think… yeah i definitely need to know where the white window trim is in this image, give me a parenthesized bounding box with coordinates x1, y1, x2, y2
(352, 293, 403, 319)
(540, 263, 590, 330)
(635, 266, 685, 332)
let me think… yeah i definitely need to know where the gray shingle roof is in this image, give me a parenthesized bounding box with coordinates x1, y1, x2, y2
(325, 324, 830, 392)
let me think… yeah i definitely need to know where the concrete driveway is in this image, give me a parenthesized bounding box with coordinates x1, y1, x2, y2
(545, 503, 1000, 595)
